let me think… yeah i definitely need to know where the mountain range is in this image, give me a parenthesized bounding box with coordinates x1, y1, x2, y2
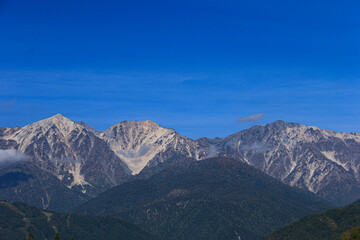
(0, 114, 359, 211)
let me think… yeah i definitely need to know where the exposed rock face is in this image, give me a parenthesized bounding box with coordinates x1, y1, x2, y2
(0, 127, 20, 150)
(100, 120, 207, 174)
(0, 162, 89, 211)
(8, 114, 131, 194)
(98, 119, 360, 205)
(213, 121, 360, 205)
(0, 114, 131, 210)
(1, 115, 359, 208)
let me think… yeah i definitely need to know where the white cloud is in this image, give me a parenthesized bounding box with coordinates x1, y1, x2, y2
(0, 149, 30, 165)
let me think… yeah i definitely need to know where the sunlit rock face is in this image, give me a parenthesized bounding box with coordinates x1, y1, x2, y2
(1, 115, 359, 208)
(213, 120, 360, 205)
(100, 120, 208, 175)
(1, 114, 131, 197)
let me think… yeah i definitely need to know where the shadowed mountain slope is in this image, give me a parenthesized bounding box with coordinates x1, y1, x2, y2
(0, 201, 158, 240)
(76, 157, 332, 240)
(264, 199, 360, 240)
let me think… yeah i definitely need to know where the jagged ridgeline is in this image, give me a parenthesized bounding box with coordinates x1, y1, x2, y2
(0, 114, 360, 212)
(264, 199, 360, 240)
(75, 157, 332, 240)
(0, 201, 158, 240)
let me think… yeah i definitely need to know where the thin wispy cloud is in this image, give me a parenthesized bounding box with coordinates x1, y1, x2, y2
(237, 113, 265, 123)
(240, 142, 268, 153)
(0, 149, 30, 166)
(0, 99, 17, 110)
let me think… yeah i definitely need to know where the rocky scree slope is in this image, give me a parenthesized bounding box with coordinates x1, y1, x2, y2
(212, 120, 360, 205)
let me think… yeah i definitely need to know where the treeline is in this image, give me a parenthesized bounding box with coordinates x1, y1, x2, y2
(340, 226, 360, 240)
(24, 232, 74, 240)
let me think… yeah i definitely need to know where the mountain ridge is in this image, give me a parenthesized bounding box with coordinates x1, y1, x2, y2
(1, 114, 359, 210)
(99, 119, 207, 174)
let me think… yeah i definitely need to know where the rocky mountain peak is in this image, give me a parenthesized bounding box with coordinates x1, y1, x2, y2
(100, 120, 180, 174)
(0, 126, 21, 138)
(41, 113, 75, 128)
(1, 115, 359, 207)
(1, 114, 131, 200)
(101, 120, 178, 150)
(51, 113, 66, 119)
(269, 120, 300, 128)
(7, 114, 82, 150)
(78, 121, 101, 136)
(108, 120, 173, 134)
(215, 120, 360, 205)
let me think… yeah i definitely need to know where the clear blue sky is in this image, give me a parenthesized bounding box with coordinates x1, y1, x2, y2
(1, 0, 359, 139)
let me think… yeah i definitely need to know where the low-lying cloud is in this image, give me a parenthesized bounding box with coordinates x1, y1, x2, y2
(237, 113, 265, 123)
(240, 142, 268, 153)
(0, 149, 30, 165)
(206, 145, 218, 158)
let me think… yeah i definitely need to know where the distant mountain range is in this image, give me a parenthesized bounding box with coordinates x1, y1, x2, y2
(0, 114, 359, 211)
(75, 157, 331, 240)
(264, 199, 360, 240)
(0, 201, 158, 240)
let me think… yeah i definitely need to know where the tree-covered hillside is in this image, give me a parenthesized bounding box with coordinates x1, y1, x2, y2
(264, 200, 360, 240)
(76, 157, 332, 240)
(0, 201, 158, 240)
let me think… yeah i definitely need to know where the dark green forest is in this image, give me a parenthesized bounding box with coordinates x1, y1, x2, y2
(264, 200, 360, 240)
(0, 201, 158, 240)
(76, 157, 331, 240)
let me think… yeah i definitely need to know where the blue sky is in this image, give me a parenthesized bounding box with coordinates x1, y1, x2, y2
(1, 0, 359, 139)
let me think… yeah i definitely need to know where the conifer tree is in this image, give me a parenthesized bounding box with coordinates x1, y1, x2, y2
(341, 230, 350, 240)
(340, 226, 360, 240)
(54, 232, 60, 240)
(24, 232, 35, 240)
